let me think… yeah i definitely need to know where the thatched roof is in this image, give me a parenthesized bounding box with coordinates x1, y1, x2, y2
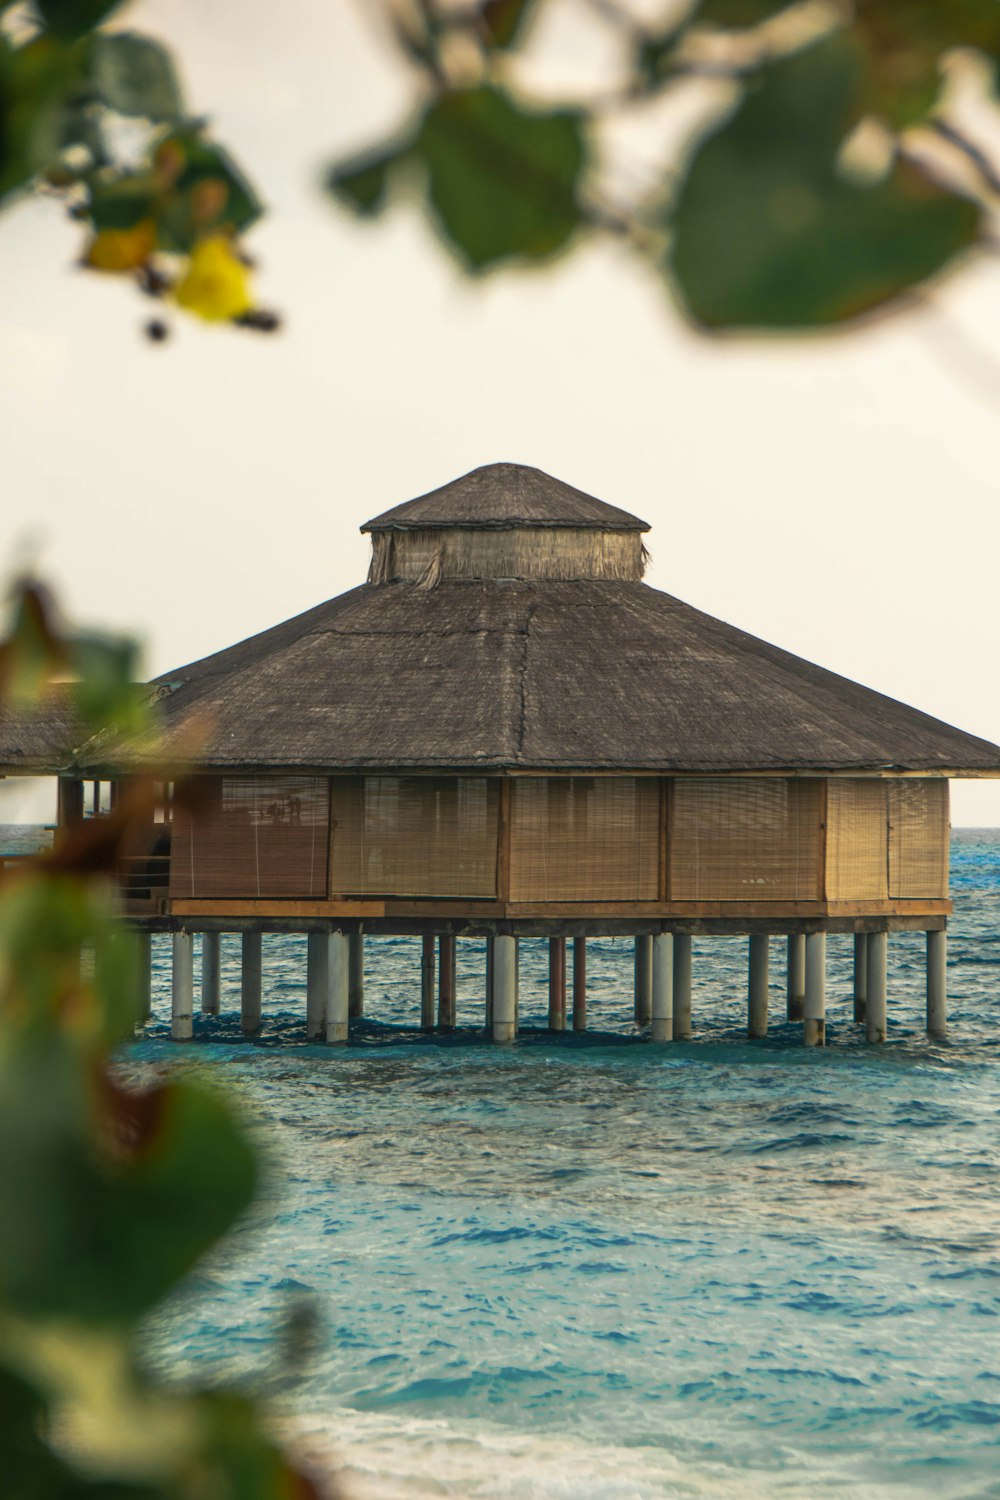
(136, 576, 1000, 776)
(0, 686, 84, 774)
(363, 462, 650, 533)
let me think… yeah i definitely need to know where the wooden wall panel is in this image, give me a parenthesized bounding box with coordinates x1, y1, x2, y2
(169, 776, 330, 899)
(669, 778, 823, 901)
(509, 777, 659, 902)
(888, 780, 949, 898)
(826, 780, 888, 902)
(330, 776, 499, 898)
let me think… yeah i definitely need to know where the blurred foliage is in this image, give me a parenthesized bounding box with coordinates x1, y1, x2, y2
(0, 0, 272, 339)
(3, 0, 1000, 331)
(0, 578, 332, 1498)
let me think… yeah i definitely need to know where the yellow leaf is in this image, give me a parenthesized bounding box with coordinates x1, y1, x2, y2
(174, 236, 253, 322)
(85, 220, 156, 272)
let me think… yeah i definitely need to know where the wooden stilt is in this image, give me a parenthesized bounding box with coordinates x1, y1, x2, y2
(651, 932, 673, 1042)
(420, 935, 435, 1032)
(853, 933, 868, 1023)
(493, 934, 517, 1043)
(58, 777, 84, 829)
(349, 931, 365, 1019)
(438, 934, 456, 1030)
(171, 931, 193, 1040)
(787, 934, 805, 1022)
(572, 936, 586, 1032)
(306, 931, 328, 1040)
(201, 932, 220, 1015)
(326, 931, 349, 1044)
(866, 930, 887, 1044)
(673, 934, 692, 1040)
(548, 936, 566, 1031)
(804, 932, 826, 1046)
(926, 929, 947, 1039)
(748, 934, 769, 1038)
(241, 930, 262, 1034)
(634, 934, 652, 1028)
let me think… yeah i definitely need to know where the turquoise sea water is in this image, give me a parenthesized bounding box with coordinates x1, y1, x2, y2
(123, 831, 1000, 1498)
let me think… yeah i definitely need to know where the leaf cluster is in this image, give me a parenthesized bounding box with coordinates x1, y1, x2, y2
(0, 578, 332, 1498)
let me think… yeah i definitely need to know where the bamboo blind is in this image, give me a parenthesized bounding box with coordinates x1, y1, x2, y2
(888, 779, 949, 898)
(669, 778, 823, 901)
(509, 777, 660, 901)
(169, 776, 331, 898)
(825, 780, 888, 901)
(329, 776, 499, 897)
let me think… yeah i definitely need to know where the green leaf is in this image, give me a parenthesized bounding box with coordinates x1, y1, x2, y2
(669, 36, 982, 330)
(0, 33, 89, 203)
(852, 0, 1000, 127)
(327, 140, 409, 217)
(155, 129, 263, 250)
(88, 32, 183, 122)
(695, 0, 792, 25)
(480, 0, 539, 50)
(36, 0, 128, 38)
(416, 85, 586, 271)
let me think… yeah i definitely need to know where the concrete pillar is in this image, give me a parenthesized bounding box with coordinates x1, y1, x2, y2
(748, 935, 769, 1038)
(572, 936, 586, 1032)
(651, 932, 674, 1042)
(853, 933, 868, 1023)
(787, 934, 805, 1022)
(866, 930, 888, 1044)
(927, 929, 947, 1039)
(673, 934, 692, 1040)
(136, 930, 152, 1026)
(171, 930, 194, 1040)
(306, 931, 328, 1040)
(804, 932, 826, 1047)
(326, 931, 349, 1044)
(241, 930, 262, 1035)
(485, 934, 494, 1030)
(201, 932, 221, 1015)
(493, 934, 517, 1043)
(634, 934, 652, 1029)
(438, 934, 456, 1030)
(349, 932, 365, 1020)
(420, 935, 435, 1031)
(548, 936, 567, 1031)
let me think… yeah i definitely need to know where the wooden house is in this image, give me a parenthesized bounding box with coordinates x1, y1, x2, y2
(6, 462, 1000, 1045)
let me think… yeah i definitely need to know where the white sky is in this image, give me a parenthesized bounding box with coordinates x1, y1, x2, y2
(2, 0, 1000, 825)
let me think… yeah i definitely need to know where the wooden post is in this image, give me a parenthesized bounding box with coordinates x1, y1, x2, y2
(748, 935, 769, 1038)
(927, 929, 947, 1039)
(306, 931, 328, 1040)
(201, 932, 221, 1015)
(349, 931, 365, 1019)
(804, 931, 826, 1046)
(572, 936, 586, 1032)
(326, 931, 349, 1044)
(420, 935, 435, 1032)
(241, 930, 262, 1035)
(136, 930, 151, 1027)
(493, 934, 517, 1043)
(651, 932, 673, 1042)
(673, 934, 692, 1040)
(58, 777, 84, 829)
(853, 933, 868, 1023)
(634, 934, 652, 1028)
(548, 936, 567, 1031)
(438, 934, 456, 1030)
(787, 934, 805, 1022)
(92, 779, 101, 817)
(171, 930, 193, 1041)
(866, 930, 887, 1044)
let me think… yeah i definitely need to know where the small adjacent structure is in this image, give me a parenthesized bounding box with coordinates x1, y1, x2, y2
(5, 462, 999, 1045)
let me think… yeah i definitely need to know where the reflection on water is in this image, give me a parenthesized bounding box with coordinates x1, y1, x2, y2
(127, 834, 1000, 1497)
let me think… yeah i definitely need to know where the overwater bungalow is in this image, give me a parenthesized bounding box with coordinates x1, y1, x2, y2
(4, 462, 1000, 1045)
